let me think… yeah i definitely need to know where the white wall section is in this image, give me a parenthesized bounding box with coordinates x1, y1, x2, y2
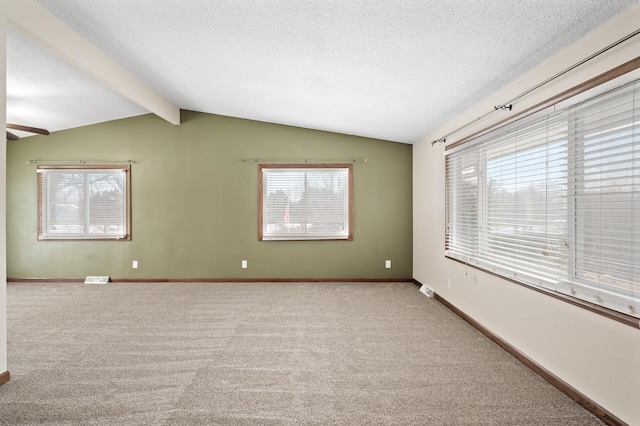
(413, 4, 640, 424)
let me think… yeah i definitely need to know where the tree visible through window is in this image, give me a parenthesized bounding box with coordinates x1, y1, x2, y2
(259, 164, 353, 241)
(37, 165, 131, 240)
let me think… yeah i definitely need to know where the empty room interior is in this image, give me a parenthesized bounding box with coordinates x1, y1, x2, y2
(2, 1, 640, 425)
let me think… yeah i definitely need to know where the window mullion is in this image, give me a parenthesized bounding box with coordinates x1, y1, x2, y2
(478, 149, 487, 257)
(566, 109, 580, 295)
(304, 171, 308, 235)
(83, 172, 90, 234)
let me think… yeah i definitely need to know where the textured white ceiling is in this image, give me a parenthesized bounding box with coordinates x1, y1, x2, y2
(6, 0, 640, 143)
(6, 27, 147, 138)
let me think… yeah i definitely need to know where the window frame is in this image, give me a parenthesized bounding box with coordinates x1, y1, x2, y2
(258, 163, 354, 241)
(444, 72, 640, 327)
(37, 164, 131, 241)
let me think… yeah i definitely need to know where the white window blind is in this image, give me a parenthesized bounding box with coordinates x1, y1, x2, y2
(38, 166, 130, 240)
(445, 79, 640, 319)
(260, 165, 352, 241)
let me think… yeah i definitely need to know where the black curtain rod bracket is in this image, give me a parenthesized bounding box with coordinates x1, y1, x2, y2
(494, 104, 513, 111)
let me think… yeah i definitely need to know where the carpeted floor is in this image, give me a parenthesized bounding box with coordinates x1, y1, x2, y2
(1, 281, 603, 425)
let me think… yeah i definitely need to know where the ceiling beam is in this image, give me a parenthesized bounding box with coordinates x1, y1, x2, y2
(7, 0, 180, 125)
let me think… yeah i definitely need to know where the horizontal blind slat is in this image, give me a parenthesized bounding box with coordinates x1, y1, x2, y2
(445, 79, 640, 318)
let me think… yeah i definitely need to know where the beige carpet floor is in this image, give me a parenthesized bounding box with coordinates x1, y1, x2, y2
(0, 281, 603, 425)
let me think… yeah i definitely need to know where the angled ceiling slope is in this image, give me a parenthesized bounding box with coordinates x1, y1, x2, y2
(6, 0, 178, 138)
(7, 0, 640, 143)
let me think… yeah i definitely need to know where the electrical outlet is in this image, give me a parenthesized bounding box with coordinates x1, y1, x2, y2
(132, 260, 138, 269)
(385, 260, 391, 269)
(241, 260, 248, 269)
(447, 278, 452, 290)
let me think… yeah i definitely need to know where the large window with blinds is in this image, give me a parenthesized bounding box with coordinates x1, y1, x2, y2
(37, 165, 131, 240)
(445, 77, 640, 319)
(259, 164, 353, 241)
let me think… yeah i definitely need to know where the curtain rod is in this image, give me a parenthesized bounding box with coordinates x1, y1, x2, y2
(431, 27, 640, 147)
(27, 159, 140, 165)
(240, 158, 367, 164)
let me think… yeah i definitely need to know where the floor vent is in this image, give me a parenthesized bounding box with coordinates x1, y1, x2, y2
(419, 284, 435, 298)
(84, 276, 109, 285)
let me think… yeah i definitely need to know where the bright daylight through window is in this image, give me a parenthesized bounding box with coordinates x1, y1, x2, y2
(259, 164, 353, 241)
(445, 77, 640, 319)
(37, 165, 131, 240)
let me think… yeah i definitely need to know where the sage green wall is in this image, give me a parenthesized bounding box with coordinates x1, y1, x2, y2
(7, 111, 412, 280)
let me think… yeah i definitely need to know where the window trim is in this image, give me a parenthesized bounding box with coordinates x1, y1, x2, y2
(443, 66, 640, 329)
(37, 164, 131, 241)
(446, 256, 639, 329)
(258, 163, 354, 241)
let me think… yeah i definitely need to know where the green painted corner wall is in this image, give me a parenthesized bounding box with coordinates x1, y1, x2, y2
(7, 111, 413, 280)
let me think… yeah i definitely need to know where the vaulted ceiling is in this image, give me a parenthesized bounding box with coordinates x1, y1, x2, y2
(6, 0, 640, 143)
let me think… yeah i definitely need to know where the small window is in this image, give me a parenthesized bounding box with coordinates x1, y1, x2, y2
(259, 164, 353, 241)
(37, 165, 131, 240)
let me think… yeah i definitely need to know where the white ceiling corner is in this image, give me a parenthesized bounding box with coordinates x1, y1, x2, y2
(6, 0, 640, 143)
